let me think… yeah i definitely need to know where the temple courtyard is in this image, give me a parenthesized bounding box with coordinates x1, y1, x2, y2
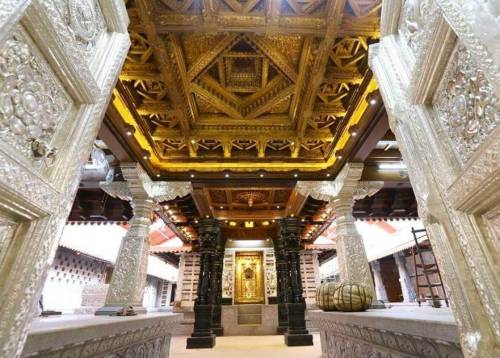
(0, 0, 498, 357)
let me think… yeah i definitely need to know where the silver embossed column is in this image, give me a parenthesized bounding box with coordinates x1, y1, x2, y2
(98, 197, 154, 314)
(297, 163, 382, 294)
(97, 163, 191, 315)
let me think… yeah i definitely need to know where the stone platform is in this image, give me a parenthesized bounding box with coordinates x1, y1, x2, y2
(22, 313, 182, 357)
(309, 306, 463, 357)
(222, 304, 278, 336)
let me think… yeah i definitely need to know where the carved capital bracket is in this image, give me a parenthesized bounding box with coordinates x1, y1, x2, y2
(100, 162, 192, 204)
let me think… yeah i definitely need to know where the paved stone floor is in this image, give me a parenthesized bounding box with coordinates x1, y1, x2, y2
(170, 333, 322, 357)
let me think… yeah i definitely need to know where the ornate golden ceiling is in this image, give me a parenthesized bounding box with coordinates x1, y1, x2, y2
(111, 0, 381, 172)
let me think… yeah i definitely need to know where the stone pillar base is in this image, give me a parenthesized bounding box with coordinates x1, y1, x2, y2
(284, 332, 314, 346)
(277, 325, 288, 334)
(284, 302, 313, 346)
(277, 302, 288, 334)
(212, 327, 224, 336)
(187, 304, 215, 349)
(94, 305, 147, 316)
(186, 334, 216, 349)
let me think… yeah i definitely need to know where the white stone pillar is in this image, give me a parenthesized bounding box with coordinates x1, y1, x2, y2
(97, 197, 154, 314)
(394, 252, 417, 303)
(97, 163, 192, 315)
(297, 164, 383, 295)
(370, 260, 389, 302)
(334, 196, 374, 293)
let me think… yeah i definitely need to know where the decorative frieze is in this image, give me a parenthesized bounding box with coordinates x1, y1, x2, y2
(22, 314, 181, 357)
(319, 321, 463, 358)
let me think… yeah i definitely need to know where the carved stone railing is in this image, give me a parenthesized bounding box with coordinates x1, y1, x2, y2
(22, 313, 182, 358)
(310, 309, 463, 358)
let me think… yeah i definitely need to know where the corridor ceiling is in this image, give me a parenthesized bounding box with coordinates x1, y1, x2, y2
(107, 0, 382, 175)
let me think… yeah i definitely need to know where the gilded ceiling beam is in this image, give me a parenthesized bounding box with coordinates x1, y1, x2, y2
(152, 127, 334, 143)
(214, 209, 284, 220)
(135, 0, 191, 135)
(196, 114, 291, 127)
(323, 68, 363, 84)
(137, 102, 178, 116)
(296, 0, 348, 138)
(191, 82, 243, 120)
(168, 33, 199, 123)
(119, 67, 160, 81)
(245, 85, 295, 120)
(187, 33, 240, 81)
(314, 103, 348, 116)
(200, 75, 245, 108)
(289, 36, 313, 124)
(245, 34, 298, 83)
(154, 14, 379, 38)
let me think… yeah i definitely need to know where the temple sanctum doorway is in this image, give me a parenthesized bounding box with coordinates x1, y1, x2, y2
(234, 251, 265, 304)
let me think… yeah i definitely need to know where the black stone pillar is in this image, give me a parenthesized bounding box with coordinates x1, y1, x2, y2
(280, 217, 313, 347)
(273, 236, 289, 334)
(186, 218, 220, 349)
(211, 235, 226, 336)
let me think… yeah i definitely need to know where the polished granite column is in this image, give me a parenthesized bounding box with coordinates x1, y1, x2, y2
(187, 218, 220, 349)
(273, 235, 289, 334)
(280, 217, 313, 346)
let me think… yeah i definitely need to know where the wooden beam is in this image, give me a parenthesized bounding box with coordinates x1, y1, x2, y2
(214, 209, 285, 220)
(296, 0, 348, 138)
(289, 36, 313, 124)
(191, 186, 212, 217)
(187, 33, 239, 81)
(246, 34, 298, 83)
(135, 0, 191, 135)
(154, 14, 380, 38)
(286, 188, 308, 216)
(168, 33, 199, 124)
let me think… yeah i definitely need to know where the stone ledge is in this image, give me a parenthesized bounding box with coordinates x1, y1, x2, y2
(309, 307, 463, 357)
(23, 313, 182, 357)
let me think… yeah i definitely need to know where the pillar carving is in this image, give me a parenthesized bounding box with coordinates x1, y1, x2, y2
(370, 1, 500, 355)
(296, 164, 378, 294)
(394, 252, 417, 303)
(102, 197, 154, 313)
(371, 260, 389, 303)
(273, 235, 290, 334)
(97, 162, 192, 315)
(279, 217, 313, 347)
(186, 218, 220, 349)
(211, 232, 226, 336)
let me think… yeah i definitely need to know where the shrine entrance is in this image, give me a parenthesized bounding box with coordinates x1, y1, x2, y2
(234, 251, 265, 304)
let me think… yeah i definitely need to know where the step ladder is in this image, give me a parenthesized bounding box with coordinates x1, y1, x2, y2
(410, 228, 449, 308)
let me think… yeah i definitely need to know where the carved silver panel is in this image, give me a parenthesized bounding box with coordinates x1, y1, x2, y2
(0, 25, 72, 161)
(433, 42, 500, 165)
(51, 0, 107, 63)
(0, 213, 17, 270)
(398, 0, 439, 54)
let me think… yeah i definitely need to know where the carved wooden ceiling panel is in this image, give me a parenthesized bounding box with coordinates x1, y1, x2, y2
(112, 0, 381, 172)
